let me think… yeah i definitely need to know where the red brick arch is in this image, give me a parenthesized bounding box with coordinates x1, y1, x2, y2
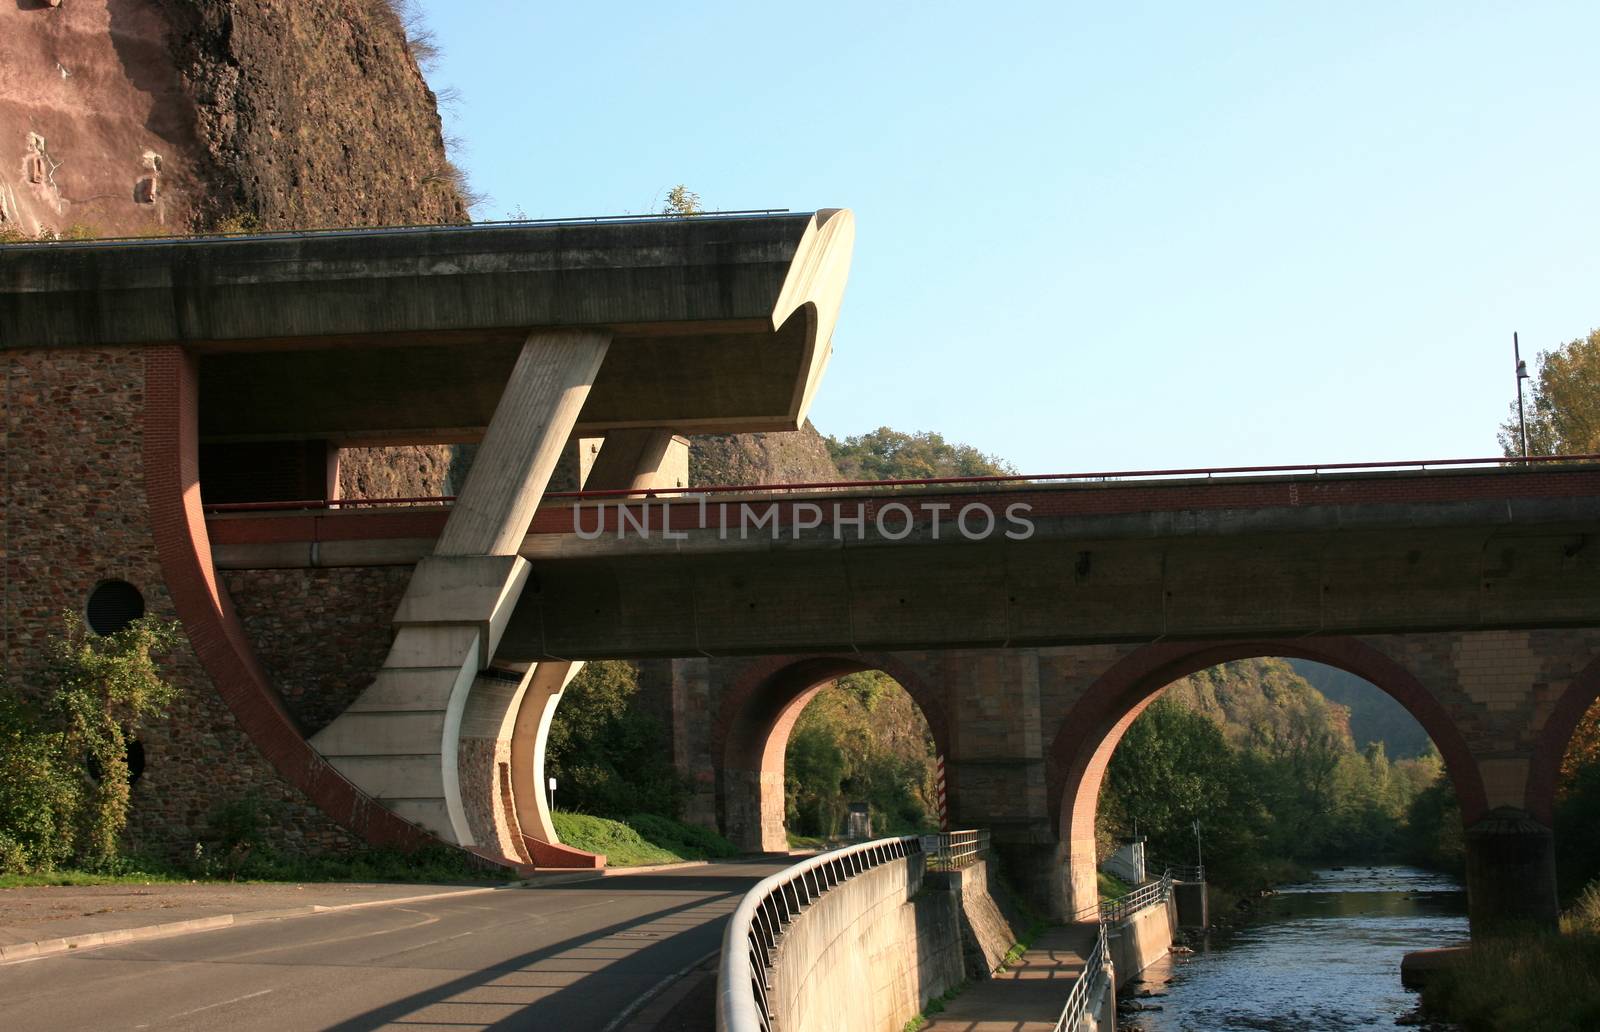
(712, 653, 950, 843)
(143, 346, 440, 851)
(1525, 651, 1600, 823)
(1047, 636, 1490, 879)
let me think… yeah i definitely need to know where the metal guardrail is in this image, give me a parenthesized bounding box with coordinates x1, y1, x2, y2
(717, 835, 923, 1032)
(717, 831, 991, 1032)
(1160, 863, 1205, 882)
(197, 451, 1600, 514)
(924, 829, 990, 871)
(1100, 871, 1173, 924)
(1052, 921, 1109, 1032)
(1059, 862, 1195, 1031)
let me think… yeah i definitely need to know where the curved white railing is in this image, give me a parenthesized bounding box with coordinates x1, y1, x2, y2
(716, 836, 923, 1032)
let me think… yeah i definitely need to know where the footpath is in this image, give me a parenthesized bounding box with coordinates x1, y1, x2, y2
(921, 922, 1102, 1032)
(0, 868, 619, 965)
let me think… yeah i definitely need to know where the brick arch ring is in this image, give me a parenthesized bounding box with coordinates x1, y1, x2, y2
(713, 653, 952, 837)
(1046, 636, 1492, 859)
(143, 347, 440, 852)
(1524, 651, 1600, 824)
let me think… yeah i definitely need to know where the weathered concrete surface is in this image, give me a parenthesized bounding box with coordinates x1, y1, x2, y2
(498, 471, 1600, 659)
(1173, 879, 1208, 928)
(1107, 897, 1177, 983)
(938, 860, 1022, 979)
(0, 210, 855, 438)
(768, 856, 964, 1032)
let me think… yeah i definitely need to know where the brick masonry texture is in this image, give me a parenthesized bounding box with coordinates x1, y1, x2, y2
(2, 346, 360, 858)
(225, 566, 407, 735)
(649, 631, 1600, 854)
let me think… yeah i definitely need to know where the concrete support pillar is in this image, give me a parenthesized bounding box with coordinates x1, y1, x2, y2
(310, 331, 609, 846)
(497, 425, 684, 863)
(1465, 806, 1559, 936)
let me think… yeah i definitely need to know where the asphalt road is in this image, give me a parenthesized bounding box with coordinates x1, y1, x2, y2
(1, 860, 788, 1032)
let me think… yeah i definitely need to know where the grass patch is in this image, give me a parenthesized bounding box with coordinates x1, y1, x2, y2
(1422, 882, 1600, 1031)
(0, 846, 506, 889)
(902, 980, 969, 1031)
(1098, 870, 1133, 900)
(787, 832, 826, 850)
(551, 812, 738, 867)
(0, 865, 188, 889)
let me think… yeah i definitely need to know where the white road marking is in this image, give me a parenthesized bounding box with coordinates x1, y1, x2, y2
(166, 988, 273, 1020)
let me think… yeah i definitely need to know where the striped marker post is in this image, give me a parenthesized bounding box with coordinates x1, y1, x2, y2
(935, 754, 949, 832)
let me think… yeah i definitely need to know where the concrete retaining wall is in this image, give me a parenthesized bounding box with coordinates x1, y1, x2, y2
(934, 859, 1021, 979)
(1107, 896, 1177, 982)
(769, 856, 966, 1032)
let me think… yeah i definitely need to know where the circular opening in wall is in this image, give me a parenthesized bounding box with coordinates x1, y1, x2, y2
(86, 580, 144, 636)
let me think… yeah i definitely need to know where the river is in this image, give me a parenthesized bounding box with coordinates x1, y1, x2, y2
(1120, 865, 1468, 1031)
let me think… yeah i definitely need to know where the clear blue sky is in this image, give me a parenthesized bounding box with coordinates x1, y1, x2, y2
(421, 1, 1600, 473)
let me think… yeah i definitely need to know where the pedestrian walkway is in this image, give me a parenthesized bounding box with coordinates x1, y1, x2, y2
(922, 922, 1102, 1031)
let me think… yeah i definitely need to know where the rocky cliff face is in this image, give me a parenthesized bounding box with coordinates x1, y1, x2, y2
(3, 2, 832, 496)
(2, 1, 462, 239)
(690, 420, 843, 486)
(3, 1, 463, 493)
(154, 0, 467, 230)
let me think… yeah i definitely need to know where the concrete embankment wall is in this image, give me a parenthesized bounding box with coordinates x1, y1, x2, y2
(769, 858, 1021, 1032)
(1107, 896, 1177, 982)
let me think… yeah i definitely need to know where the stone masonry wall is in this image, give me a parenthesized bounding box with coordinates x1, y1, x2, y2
(1, 347, 360, 858)
(225, 566, 409, 735)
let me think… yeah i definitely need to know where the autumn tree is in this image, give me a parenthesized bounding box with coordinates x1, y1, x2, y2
(1498, 328, 1600, 457)
(662, 185, 702, 216)
(826, 427, 1016, 481)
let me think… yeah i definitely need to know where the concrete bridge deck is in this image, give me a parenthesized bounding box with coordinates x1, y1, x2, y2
(205, 461, 1600, 657)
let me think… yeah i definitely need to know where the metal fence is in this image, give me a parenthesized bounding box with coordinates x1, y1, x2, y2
(717, 836, 923, 1032)
(1052, 921, 1109, 1032)
(923, 829, 990, 871)
(1099, 871, 1173, 924)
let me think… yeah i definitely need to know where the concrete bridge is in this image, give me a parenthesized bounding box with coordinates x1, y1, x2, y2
(3, 213, 1598, 941)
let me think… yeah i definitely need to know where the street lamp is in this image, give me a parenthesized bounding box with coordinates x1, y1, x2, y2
(1515, 332, 1530, 460)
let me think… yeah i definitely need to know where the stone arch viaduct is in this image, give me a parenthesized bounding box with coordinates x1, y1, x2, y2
(3, 213, 1598, 937)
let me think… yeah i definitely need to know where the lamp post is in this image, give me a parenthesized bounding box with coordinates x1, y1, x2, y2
(1515, 332, 1530, 460)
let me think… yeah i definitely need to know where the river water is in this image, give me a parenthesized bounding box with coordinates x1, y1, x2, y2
(1121, 866, 1468, 1031)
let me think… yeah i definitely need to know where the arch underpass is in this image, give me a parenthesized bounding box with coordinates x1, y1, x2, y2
(712, 654, 949, 852)
(1046, 638, 1489, 924)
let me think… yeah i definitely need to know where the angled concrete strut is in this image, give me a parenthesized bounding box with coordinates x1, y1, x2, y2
(311, 330, 610, 844)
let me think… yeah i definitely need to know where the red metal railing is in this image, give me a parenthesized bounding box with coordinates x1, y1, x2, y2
(199, 452, 1600, 515)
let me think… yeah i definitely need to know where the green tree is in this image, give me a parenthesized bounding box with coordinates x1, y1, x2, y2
(545, 661, 683, 817)
(0, 614, 181, 871)
(45, 614, 182, 864)
(826, 427, 1016, 481)
(783, 671, 938, 838)
(1499, 328, 1600, 457)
